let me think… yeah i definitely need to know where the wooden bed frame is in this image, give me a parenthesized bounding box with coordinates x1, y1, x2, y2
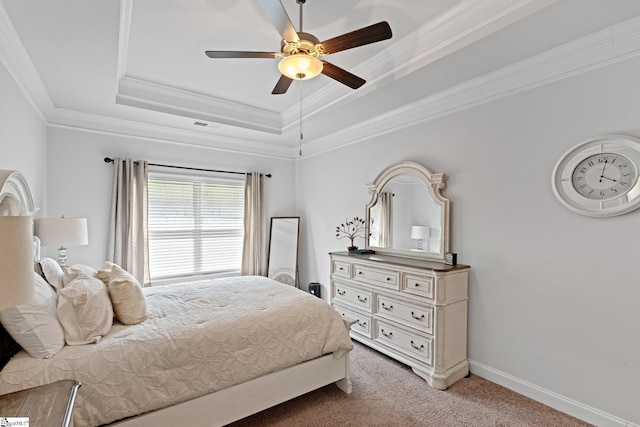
(110, 352, 351, 427)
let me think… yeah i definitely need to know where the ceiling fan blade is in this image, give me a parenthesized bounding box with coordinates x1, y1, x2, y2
(321, 61, 365, 89)
(254, 0, 299, 43)
(320, 21, 392, 55)
(272, 74, 294, 94)
(205, 51, 280, 59)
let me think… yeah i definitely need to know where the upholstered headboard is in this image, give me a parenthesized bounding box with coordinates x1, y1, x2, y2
(0, 170, 38, 216)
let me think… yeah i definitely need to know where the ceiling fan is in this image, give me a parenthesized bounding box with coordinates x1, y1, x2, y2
(205, 0, 392, 95)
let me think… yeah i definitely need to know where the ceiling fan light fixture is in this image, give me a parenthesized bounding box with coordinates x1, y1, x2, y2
(278, 54, 323, 80)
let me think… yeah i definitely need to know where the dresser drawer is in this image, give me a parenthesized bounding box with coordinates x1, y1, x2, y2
(333, 304, 372, 338)
(376, 295, 433, 334)
(402, 272, 435, 299)
(332, 259, 351, 278)
(353, 264, 399, 291)
(375, 321, 433, 366)
(333, 282, 372, 312)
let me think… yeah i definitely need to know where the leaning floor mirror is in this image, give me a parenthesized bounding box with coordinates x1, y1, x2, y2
(267, 216, 300, 287)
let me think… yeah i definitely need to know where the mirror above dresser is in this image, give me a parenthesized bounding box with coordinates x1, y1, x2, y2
(365, 161, 450, 262)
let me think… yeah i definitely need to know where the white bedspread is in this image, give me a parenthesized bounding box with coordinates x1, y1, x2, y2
(0, 276, 353, 426)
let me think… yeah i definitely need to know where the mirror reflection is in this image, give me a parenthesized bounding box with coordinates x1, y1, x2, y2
(267, 217, 300, 286)
(368, 174, 441, 253)
(365, 161, 450, 262)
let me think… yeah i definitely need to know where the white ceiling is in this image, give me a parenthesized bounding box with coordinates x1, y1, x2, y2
(3, 0, 640, 158)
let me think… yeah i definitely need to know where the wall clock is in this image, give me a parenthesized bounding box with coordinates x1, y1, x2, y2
(552, 134, 640, 217)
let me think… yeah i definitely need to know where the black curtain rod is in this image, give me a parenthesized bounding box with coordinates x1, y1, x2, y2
(104, 157, 271, 178)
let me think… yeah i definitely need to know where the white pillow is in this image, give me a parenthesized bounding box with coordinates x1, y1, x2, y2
(57, 276, 114, 345)
(0, 273, 65, 358)
(38, 257, 65, 291)
(62, 264, 98, 287)
(108, 264, 147, 325)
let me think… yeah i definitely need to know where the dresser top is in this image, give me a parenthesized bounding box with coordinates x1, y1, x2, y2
(330, 251, 470, 272)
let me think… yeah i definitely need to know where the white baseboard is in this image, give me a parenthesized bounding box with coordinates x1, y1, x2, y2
(469, 359, 637, 427)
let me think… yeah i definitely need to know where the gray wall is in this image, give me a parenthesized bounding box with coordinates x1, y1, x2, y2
(2, 24, 640, 427)
(295, 56, 640, 424)
(0, 61, 47, 208)
(45, 127, 296, 267)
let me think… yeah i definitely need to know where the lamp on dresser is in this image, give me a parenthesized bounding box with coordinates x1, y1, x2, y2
(37, 216, 88, 267)
(0, 216, 35, 309)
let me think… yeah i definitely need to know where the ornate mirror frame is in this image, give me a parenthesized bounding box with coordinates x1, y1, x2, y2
(365, 161, 450, 262)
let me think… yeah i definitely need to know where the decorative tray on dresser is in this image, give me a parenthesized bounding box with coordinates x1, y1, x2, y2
(330, 251, 470, 390)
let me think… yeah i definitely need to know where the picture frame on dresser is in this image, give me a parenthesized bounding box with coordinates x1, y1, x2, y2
(331, 161, 470, 390)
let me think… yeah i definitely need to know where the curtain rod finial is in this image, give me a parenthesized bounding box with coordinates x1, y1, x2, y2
(104, 157, 114, 163)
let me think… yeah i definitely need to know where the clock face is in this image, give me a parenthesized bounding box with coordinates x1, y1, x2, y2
(552, 135, 640, 217)
(571, 153, 637, 200)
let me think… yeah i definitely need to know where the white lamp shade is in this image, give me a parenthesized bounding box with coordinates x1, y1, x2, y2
(0, 216, 35, 309)
(38, 217, 88, 247)
(410, 225, 429, 240)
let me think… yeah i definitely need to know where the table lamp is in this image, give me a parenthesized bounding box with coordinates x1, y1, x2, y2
(410, 225, 429, 251)
(0, 216, 35, 309)
(37, 216, 88, 267)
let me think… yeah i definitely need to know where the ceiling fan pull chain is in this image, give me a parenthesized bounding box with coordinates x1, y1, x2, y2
(299, 82, 303, 156)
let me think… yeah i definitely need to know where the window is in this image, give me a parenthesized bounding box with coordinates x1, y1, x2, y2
(147, 171, 244, 282)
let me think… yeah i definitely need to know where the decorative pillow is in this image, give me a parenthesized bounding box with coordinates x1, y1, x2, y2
(0, 323, 22, 370)
(57, 276, 114, 345)
(62, 264, 98, 287)
(96, 261, 118, 285)
(0, 273, 65, 358)
(38, 257, 65, 291)
(108, 265, 147, 325)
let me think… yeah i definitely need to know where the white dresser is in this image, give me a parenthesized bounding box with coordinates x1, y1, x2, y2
(330, 251, 470, 390)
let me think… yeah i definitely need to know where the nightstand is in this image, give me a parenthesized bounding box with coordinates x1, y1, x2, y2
(0, 380, 80, 427)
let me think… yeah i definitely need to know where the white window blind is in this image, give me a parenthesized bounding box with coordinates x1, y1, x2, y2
(147, 171, 244, 281)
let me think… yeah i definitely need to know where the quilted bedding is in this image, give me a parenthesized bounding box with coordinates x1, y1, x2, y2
(0, 276, 353, 426)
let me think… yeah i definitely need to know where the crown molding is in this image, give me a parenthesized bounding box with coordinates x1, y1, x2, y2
(116, 75, 283, 135)
(3, 1, 639, 160)
(46, 108, 294, 159)
(301, 14, 640, 157)
(0, 1, 53, 122)
(113, 0, 557, 135)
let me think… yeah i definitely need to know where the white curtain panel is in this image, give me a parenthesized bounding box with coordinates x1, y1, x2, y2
(379, 191, 392, 248)
(241, 173, 266, 276)
(107, 158, 150, 285)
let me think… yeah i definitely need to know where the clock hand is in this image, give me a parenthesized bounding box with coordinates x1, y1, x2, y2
(601, 175, 617, 183)
(599, 159, 608, 182)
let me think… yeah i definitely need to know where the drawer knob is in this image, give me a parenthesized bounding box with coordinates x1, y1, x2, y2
(414, 283, 420, 287)
(410, 340, 425, 351)
(337, 290, 346, 296)
(411, 311, 425, 321)
(381, 302, 394, 311)
(339, 267, 344, 271)
(386, 277, 391, 281)
(381, 329, 393, 338)
(357, 295, 368, 303)
(358, 271, 363, 275)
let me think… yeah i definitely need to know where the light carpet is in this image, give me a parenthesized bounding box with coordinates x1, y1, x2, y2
(227, 342, 592, 427)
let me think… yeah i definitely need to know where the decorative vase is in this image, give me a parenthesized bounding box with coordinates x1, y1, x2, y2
(348, 246, 358, 253)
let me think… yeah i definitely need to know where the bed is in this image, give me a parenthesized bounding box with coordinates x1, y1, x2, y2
(0, 170, 353, 427)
